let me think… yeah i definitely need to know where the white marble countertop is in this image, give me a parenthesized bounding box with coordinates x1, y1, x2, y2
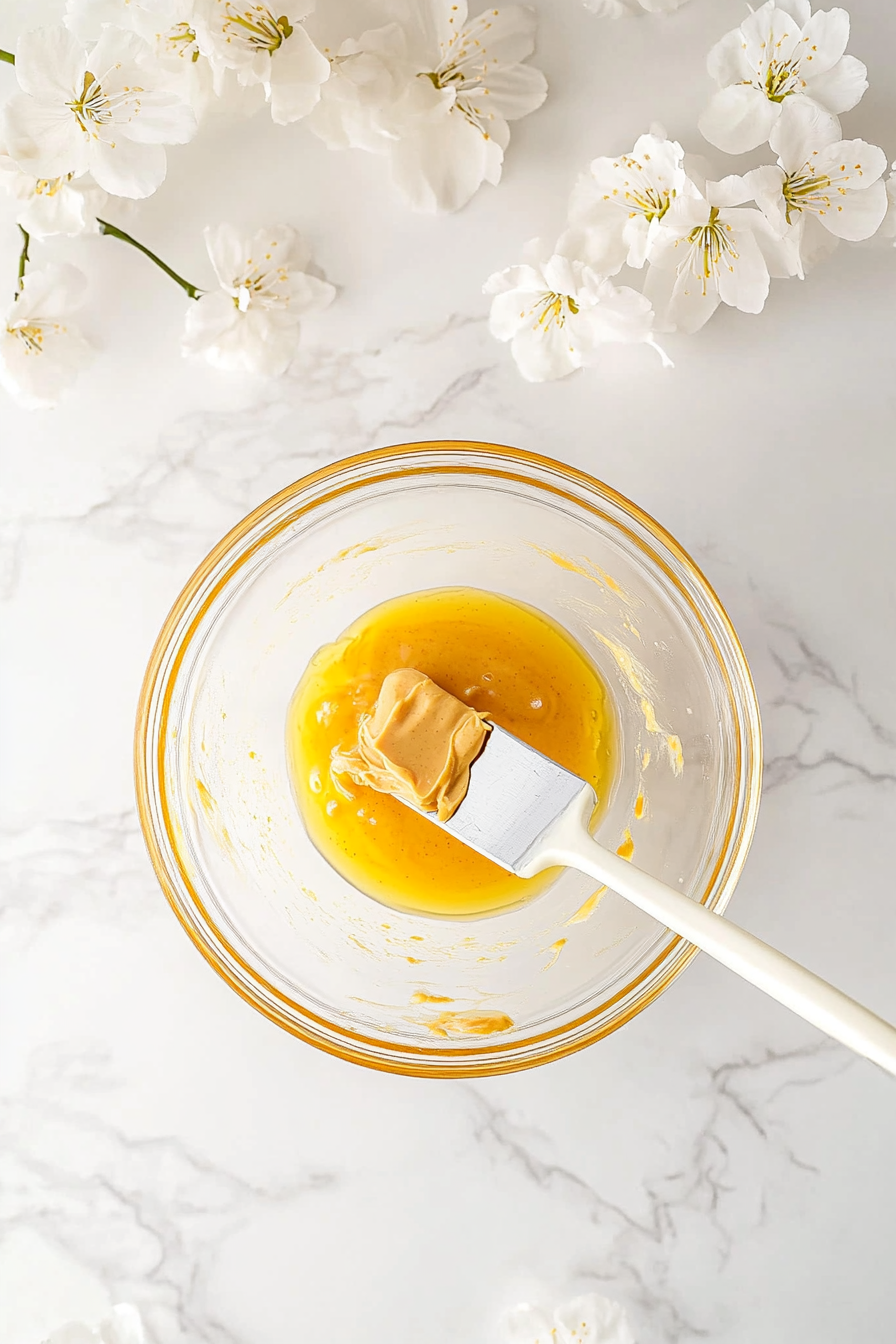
(2, 0, 895, 1340)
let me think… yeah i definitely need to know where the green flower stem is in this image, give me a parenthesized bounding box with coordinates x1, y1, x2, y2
(97, 218, 204, 300)
(0, 49, 15, 65)
(15, 225, 29, 301)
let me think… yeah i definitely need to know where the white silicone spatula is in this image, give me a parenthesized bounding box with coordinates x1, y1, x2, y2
(414, 723, 896, 1076)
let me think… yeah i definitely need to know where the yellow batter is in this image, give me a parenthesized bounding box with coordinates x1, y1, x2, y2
(286, 587, 615, 917)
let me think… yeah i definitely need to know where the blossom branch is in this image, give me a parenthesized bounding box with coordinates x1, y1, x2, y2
(0, 49, 15, 66)
(15, 225, 30, 300)
(97, 219, 204, 300)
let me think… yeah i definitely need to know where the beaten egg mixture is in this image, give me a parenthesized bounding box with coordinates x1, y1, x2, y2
(287, 587, 615, 917)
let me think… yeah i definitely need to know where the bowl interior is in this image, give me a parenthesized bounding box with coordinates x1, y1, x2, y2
(138, 445, 760, 1075)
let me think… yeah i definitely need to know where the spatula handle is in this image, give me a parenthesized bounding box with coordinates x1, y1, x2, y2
(541, 805, 896, 1078)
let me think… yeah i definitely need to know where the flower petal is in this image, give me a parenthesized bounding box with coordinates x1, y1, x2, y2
(246, 223, 304, 278)
(812, 136, 888, 188)
(120, 90, 198, 145)
(88, 137, 167, 197)
(753, 216, 804, 277)
(193, 303, 302, 376)
(556, 218, 629, 277)
(13, 26, 85, 101)
(815, 177, 888, 240)
(554, 1293, 635, 1344)
(65, 0, 129, 44)
(630, 131, 685, 181)
(768, 96, 840, 170)
(706, 27, 751, 86)
(483, 262, 546, 297)
(389, 112, 502, 213)
(3, 94, 87, 177)
(487, 287, 531, 340)
(510, 318, 580, 382)
(267, 26, 330, 125)
(13, 262, 88, 322)
(16, 187, 86, 237)
(182, 288, 241, 356)
(740, 2, 802, 68)
(468, 6, 537, 65)
(798, 7, 849, 77)
(15, 173, 105, 238)
(793, 210, 839, 267)
(659, 191, 711, 234)
(706, 173, 754, 208)
(804, 54, 868, 114)
(776, 0, 811, 22)
(286, 271, 336, 316)
(715, 221, 770, 314)
(743, 163, 789, 234)
(477, 63, 547, 121)
(203, 221, 249, 290)
(541, 254, 579, 296)
(649, 262, 721, 334)
(88, 27, 155, 85)
(698, 85, 780, 155)
(576, 278, 655, 349)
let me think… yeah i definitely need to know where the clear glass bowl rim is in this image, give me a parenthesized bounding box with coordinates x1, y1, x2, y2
(135, 441, 763, 1077)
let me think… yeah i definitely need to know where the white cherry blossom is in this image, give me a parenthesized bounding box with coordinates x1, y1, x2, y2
(182, 223, 335, 376)
(307, 23, 414, 155)
(1, 263, 93, 409)
(744, 100, 887, 276)
(505, 1293, 635, 1344)
(65, 0, 218, 119)
(0, 150, 106, 237)
(698, 0, 868, 156)
(562, 131, 693, 273)
(485, 242, 667, 382)
(2, 25, 197, 199)
(195, 1, 329, 124)
(643, 175, 792, 333)
(309, 1, 548, 214)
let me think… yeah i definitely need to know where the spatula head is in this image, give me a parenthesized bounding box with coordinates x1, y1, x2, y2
(424, 724, 595, 876)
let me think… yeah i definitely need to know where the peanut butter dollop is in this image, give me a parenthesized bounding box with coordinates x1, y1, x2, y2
(332, 668, 491, 821)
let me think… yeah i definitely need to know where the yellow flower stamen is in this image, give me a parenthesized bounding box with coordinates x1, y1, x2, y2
(164, 22, 200, 62)
(781, 157, 865, 223)
(220, 4, 293, 52)
(421, 10, 500, 139)
(530, 291, 578, 331)
(34, 172, 76, 197)
(6, 320, 64, 354)
(614, 156, 675, 221)
(684, 207, 739, 294)
(67, 69, 145, 134)
(762, 56, 801, 102)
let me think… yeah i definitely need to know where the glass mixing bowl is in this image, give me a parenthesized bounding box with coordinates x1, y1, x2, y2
(135, 442, 761, 1076)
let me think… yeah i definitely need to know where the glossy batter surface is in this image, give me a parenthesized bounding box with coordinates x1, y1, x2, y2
(287, 588, 615, 917)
